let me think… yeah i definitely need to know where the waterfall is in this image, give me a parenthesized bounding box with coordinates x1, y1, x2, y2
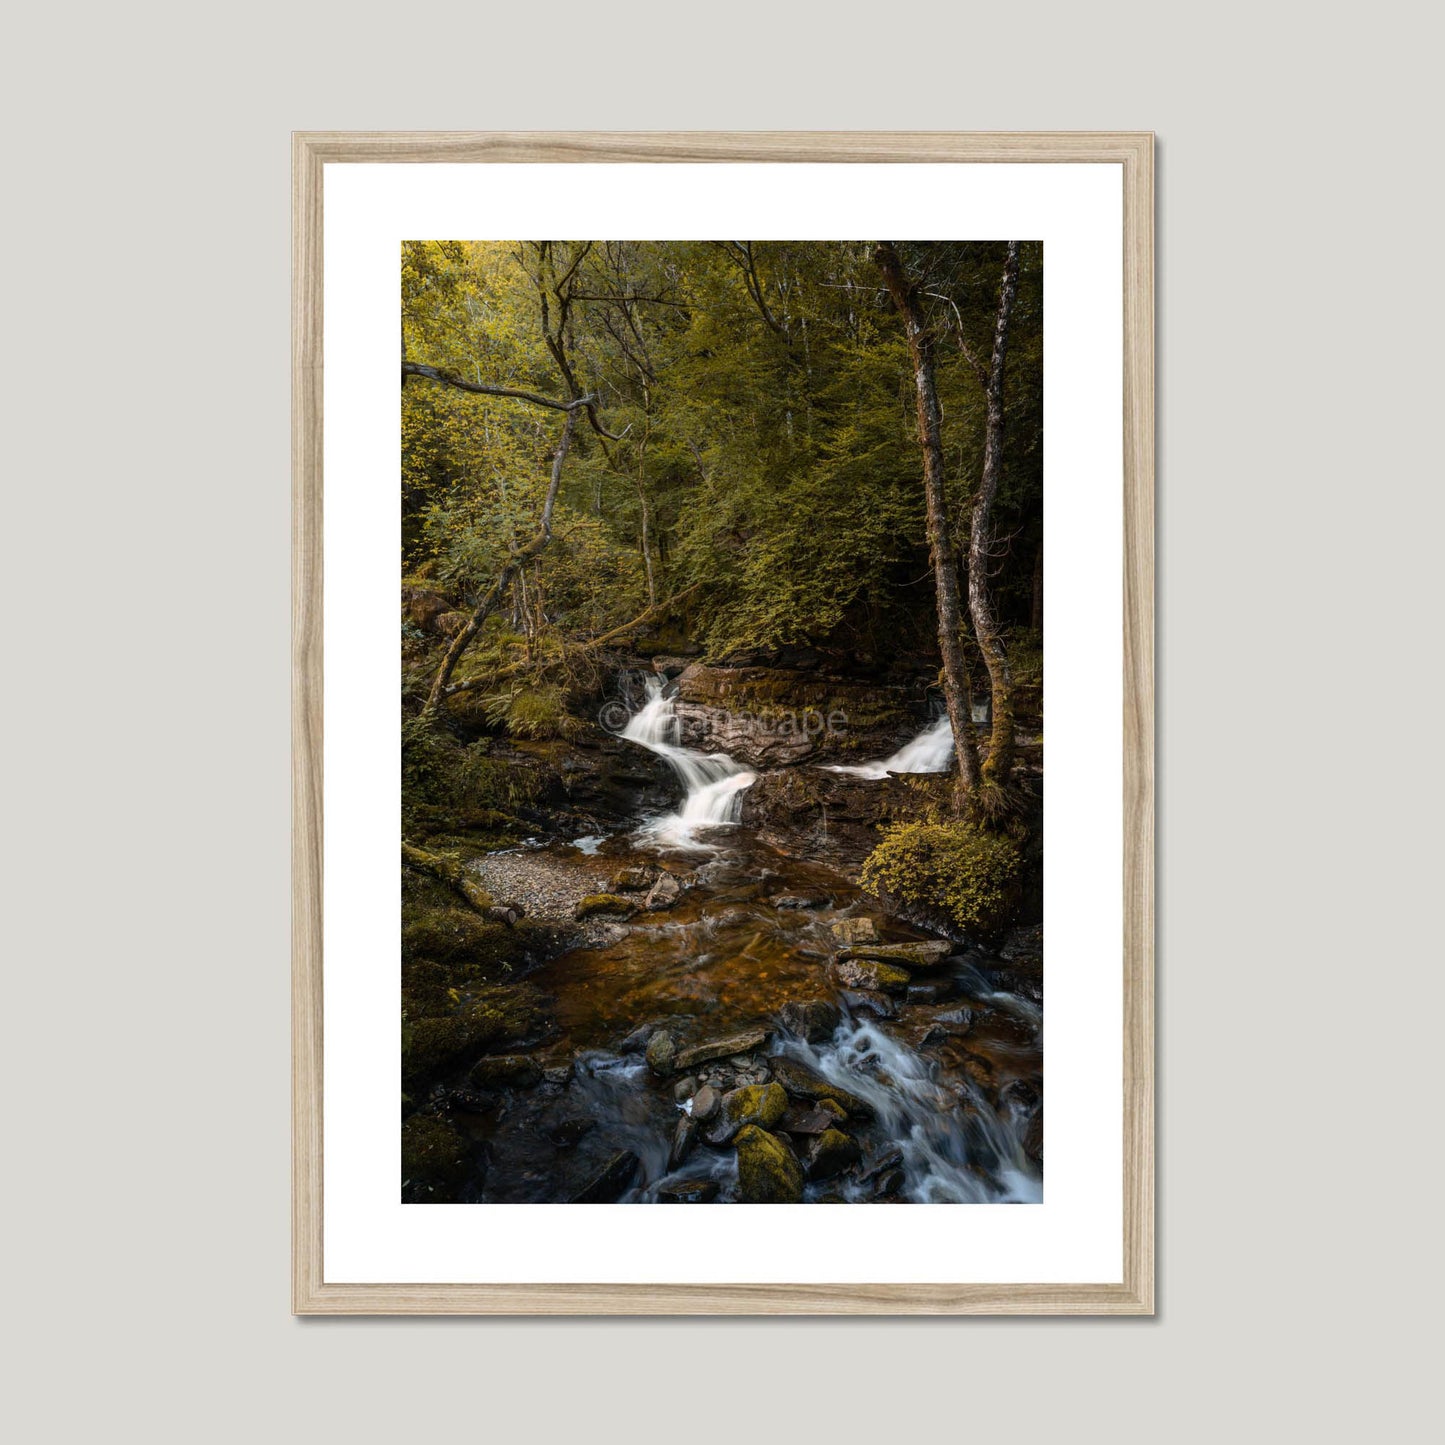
(825, 713, 955, 781)
(622, 676, 756, 846)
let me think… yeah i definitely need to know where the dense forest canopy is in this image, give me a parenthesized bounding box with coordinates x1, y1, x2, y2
(401, 240, 1042, 697)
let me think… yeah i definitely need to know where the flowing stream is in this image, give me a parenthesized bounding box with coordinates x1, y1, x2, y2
(456, 679, 1041, 1205)
(622, 675, 757, 846)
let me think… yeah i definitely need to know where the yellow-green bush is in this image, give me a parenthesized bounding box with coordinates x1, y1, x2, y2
(860, 819, 1024, 936)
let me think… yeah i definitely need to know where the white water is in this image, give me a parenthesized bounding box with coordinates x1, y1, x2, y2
(781, 1016, 1041, 1203)
(621, 676, 757, 847)
(825, 713, 955, 781)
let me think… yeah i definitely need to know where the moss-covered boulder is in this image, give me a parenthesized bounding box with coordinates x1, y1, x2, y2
(860, 820, 1025, 937)
(779, 998, 841, 1043)
(704, 1081, 788, 1145)
(657, 1178, 720, 1204)
(674, 1029, 771, 1073)
(768, 1055, 874, 1119)
(574, 893, 639, 921)
(836, 940, 953, 969)
(645, 1029, 678, 1075)
(402, 985, 547, 1089)
(401, 1115, 472, 1202)
(734, 1125, 804, 1203)
(829, 957, 911, 994)
(468, 1054, 542, 1090)
(806, 1128, 862, 1182)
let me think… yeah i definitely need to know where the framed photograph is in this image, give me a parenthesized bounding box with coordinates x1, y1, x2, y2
(293, 131, 1154, 1314)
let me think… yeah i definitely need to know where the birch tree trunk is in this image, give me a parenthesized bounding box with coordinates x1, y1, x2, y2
(875, 243, 981, 802)
(967, 242, 1021, 786)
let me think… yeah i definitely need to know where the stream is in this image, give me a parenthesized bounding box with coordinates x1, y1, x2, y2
(462, 675, 1042, 1204)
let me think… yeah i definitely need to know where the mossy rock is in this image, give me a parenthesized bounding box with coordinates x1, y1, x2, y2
(768, 1055, 874, 1119)
(829, 957, 911, 995)
(401, 1115, 472, 1202)
(806, 1128, 862, 1182)
(402, 984, 547, 1089)
(574, 893, 639, 921)
(705, 1081, 788, 1145)
(734, 1125, 804, 1203)
(860, 819, 1025, 937)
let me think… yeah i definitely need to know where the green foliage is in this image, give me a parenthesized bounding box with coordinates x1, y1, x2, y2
(401, 717, 538, 838)
(401, 239, 1044, 672)
(860, 819, 1024, 936)
(481, 683, 582, 740)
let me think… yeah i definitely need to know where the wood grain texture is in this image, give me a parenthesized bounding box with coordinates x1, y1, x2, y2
(292, 131, 1155, 1315)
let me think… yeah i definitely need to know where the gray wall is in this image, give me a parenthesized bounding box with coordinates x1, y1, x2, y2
(9, 2, 1436, 1439)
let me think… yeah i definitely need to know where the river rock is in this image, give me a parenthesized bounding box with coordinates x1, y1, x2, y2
(658, 1178, 720, 1204)
(574, 892, 639, 921)
(468, 1055, 542, 1090)
(542, 1061, 574, 1088)
(830, 957, 911, 994)
(610, 866, 654, 891)
(690, 1084, 722, 1123)
(839, 988, 897, 1020)
(704, 1081, 788, 1145)
(837, 940, 953, 969)
(669, 1115, 699, 1170)
(545, 1114, 595, 1147)
(734, 1126, 805, 1203)
(779, 1098, 848, 1135)
(829, 916, 881, 946)
(673, 1075, 699, 1103)
(674, 1029, 771, 1073)
(806, 1128, 861, 1182)
(780, 998, 841, 1043)
(906, 980, 958, 1005)
(644, 873, 684, 910)
(571, 1150, 640, 1203)
(772, 894, 825, 910)
(645, 1030, 678, 1076)
(768, 1055, 873, 1119)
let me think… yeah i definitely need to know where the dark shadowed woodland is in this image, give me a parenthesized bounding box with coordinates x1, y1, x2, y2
(400, 240, 1044, 1204)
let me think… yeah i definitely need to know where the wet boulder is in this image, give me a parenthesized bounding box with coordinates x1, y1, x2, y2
(645, 1030, 679, 1076)
(704, 1081, 788, 1145)
(734, 1126, 804, 1203)
(571, 1150, 640, 1203)
(689, 1084, 722, 1123)
(610, 866, 655, 892)
(829, 916, 881, 946)
(780, 998, 841, 1043)
(468, 1054, 543, 1090)
(674, 1029, 771, 1073)
(806, 1128, 862, 1182)
(838, 988, 897, 1019)
(574, 892, 639, 921)
(768, 1055, 874, 1119)
(836, 939, 953, 970)
(658, 1178, 721, 1204)
(779, 1098, 848, 1136)
(830, 956, 911, 994)
(644, 872, 684, 910)
(669, 1114, 699, 1170)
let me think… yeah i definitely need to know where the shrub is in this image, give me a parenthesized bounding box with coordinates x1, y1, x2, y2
(860, 819, 1024, 937)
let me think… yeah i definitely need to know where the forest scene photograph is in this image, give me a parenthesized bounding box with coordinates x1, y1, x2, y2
(400, 238, 1043, 1205)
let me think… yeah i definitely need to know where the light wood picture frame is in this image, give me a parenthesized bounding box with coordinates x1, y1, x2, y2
(293, 130, 1154, 1315)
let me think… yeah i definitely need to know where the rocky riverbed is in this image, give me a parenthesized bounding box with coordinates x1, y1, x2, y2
(403, 827, 1042, 1205)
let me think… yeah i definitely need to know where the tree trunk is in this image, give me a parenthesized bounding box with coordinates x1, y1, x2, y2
(422, 406, 579, 717)
(967, 242, 1021, 786)
(875, 244, 981, 802)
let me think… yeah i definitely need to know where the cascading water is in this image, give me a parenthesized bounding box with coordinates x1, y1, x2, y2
(622, 675, 757, 847)
(825, 712, 955, 780)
